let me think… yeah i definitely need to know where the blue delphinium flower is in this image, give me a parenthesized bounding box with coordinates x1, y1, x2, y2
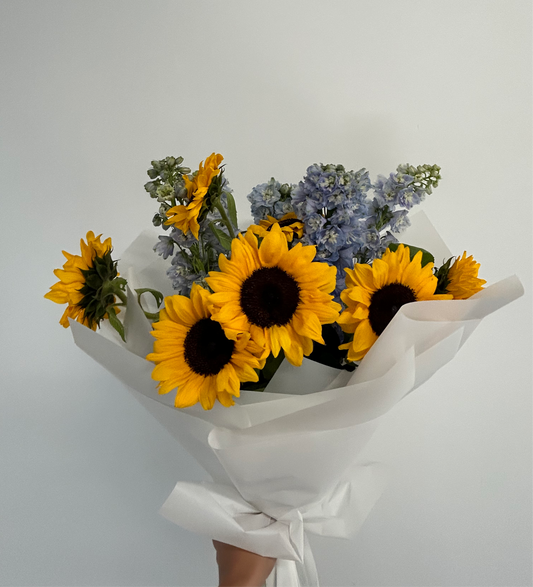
(154, 215, 229, 295)
(247, 178, 294, 223)
(247, 164, 440, 290)
(389, 209, 411, 233)
(292, 163, 371, 296)
(153, 228, 195, 260)
(154, 235, 176, 260)
(359, 163, 441, 263)
(163, 217, 226, 296)
(166, 256, 202, 297)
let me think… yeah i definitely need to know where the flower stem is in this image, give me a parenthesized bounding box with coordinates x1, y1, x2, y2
(107, 280, 162, 322)
(113, 287, 128, 306)
(143, 310, 160, 320)
(214, 200, 236, 240)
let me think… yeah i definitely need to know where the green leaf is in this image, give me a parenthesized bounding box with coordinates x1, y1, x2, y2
(261, 350, 285, 381)
(306, 325, 356, 371)
(387, 242, 435, 267)
(225, 191, 238, 229)
(106, 306, 126, 342)
(209, 222, 233, 250)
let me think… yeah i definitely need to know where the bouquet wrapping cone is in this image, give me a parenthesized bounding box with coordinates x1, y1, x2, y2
(70, 212, 524, 587)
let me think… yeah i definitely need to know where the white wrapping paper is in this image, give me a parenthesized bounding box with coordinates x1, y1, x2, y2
(69, 212, 524, 586)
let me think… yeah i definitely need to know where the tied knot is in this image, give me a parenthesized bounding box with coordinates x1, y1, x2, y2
(159, 462, 387, 586)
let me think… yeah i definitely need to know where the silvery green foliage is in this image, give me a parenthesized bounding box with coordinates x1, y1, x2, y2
(145, 156, 191, 229)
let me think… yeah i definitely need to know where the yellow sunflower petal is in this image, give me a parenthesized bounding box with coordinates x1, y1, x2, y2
(258, 224, 288, 267)
(284, 336, 305, 367)
(216, 391, 235, 407)
(350, 319, 378, 355)
(352, 263, 376, 291)
(199, 377, 217, 410)
(446, 252, 486, 299)
(292, 309, 323, 342)
(175, 381, 201, 408)
(164, 295, 197, 327)
(372, 258, 389, 289)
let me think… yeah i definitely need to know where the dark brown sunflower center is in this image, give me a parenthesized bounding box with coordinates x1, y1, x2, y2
(184, 318, 235, 376)
(240, 267, 300, 328)
(368, 282, 416, 335)
(267, 218, 298, 230)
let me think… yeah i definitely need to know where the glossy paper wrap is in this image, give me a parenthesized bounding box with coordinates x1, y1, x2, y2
(69, 212, 524, 587)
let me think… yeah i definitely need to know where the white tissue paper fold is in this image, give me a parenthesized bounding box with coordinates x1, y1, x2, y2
(69, 212, 523, 587)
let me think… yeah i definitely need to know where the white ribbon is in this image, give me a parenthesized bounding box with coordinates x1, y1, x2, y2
(160, 461, 387, 587)
(265, 534, 318, 587)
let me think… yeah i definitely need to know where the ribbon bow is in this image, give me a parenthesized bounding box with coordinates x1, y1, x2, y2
(159, 461, 387, 587)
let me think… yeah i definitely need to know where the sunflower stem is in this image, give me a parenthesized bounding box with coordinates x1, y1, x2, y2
(213, 199, 236, 240)
(143, 310, 160, 321)
(135, 288, 164, 322)
(112, 286, 128, 306)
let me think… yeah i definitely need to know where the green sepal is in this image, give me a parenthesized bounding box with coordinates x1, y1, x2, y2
(114, 277, 128, 289)
(84, 273, 103, 290)
(92, 250, 118, 282)
(225, 191, 238, 229)
(387, 242, 435, 267)
(78, 250, 122, 328)
(434, 256, 454, 294)
(106, 306, 126, 342)
(209, 222, 233, 251)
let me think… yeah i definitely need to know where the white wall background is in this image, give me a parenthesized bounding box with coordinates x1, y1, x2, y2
(0, 1, 531, 586)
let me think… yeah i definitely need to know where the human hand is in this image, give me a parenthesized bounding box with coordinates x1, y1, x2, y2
(213, 539, 276, 587)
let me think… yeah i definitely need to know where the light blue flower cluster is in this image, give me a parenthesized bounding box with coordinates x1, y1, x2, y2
(359, 163, 441, 264)
(159, 215, 229, 296)
(247, 178, 295, 222)
(291, 164, 371, 295)
(149, 156, 440, 299)
(246, 162, 441, 299)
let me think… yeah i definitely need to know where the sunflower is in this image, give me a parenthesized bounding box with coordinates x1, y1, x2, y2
(445, 252, 486, 299)
(165, 153, 223, 239)
(146, 284, 264, 410)
(249, 213, 304, 243)
(338, 244, 453, 361)
(45, 231, 120, 330)
(206, 224, 341, 367)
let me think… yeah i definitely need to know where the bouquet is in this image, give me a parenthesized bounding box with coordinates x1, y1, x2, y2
(45, 154, 523, 586)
